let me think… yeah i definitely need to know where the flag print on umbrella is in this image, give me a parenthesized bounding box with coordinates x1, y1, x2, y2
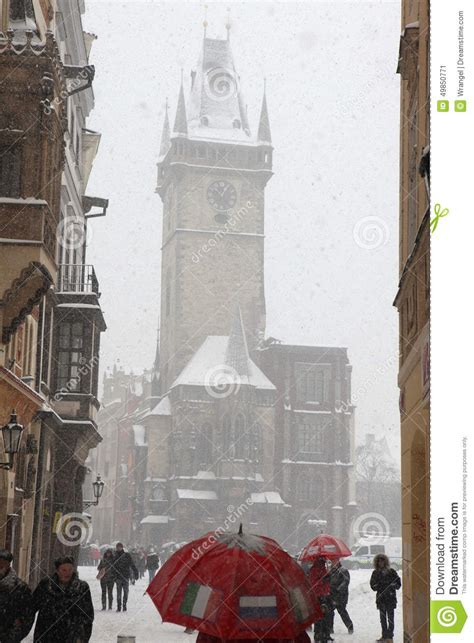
(180, 583, 222, 622)
(147, 526, 321, 639)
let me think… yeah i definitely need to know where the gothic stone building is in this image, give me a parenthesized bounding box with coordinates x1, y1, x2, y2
(111, 31, 356, 551)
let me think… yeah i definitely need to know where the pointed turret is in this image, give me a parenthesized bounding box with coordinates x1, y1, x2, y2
(173, 78, 188, 135)
(257, 85, 272, 144)
(159, 100, 171, 157)
(225, 306, 250, 379)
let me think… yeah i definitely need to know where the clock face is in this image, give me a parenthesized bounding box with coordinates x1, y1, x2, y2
(207, 180, 237, 212)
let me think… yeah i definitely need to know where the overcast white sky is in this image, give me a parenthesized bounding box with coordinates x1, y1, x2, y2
(83, 0, 401, 455)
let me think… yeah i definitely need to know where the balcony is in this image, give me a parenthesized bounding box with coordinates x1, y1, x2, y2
(58, 264, 99, 296)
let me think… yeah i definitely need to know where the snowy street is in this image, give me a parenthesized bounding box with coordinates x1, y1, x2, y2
(24, 566, 403, 642)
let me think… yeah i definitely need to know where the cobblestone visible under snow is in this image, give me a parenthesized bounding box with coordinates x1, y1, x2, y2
(25, 566, 403, 642)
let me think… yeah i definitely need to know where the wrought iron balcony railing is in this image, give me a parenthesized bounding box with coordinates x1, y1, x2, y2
(57, 264, 99, 295)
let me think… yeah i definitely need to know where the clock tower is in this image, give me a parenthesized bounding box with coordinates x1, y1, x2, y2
(156, 33, 273, 391)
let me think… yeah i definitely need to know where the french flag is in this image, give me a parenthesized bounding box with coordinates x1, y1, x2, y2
(239, 595, 278, 620)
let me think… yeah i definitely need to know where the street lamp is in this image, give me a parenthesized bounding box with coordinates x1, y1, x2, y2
(0, 411, 24, 470)
(83, 474, 105, 508)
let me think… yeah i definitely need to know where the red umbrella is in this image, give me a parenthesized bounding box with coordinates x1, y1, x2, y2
(299, 534, 351, 561)
(147, 528, 322, 639)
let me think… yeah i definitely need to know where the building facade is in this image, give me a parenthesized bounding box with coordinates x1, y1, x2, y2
(394, 1, 430, 641)
(92, 30, 356, 553)
(0, 0, 106, 584)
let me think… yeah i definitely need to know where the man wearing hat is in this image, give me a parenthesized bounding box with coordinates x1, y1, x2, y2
(0, 549, 34, 642)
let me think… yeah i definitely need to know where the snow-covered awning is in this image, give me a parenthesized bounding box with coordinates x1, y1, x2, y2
(250, 491, 285, 505)
(176, 489, 218, 501)
(140, 515, 171, 525)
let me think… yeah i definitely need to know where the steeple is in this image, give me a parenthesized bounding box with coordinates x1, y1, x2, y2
(173, 75, 188, 135)
(225, 306, 250, 379)
(159, 100, 171, 157)
(257, 83, 272, 144)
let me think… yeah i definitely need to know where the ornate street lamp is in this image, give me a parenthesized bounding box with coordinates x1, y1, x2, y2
(83, 474, 105, 508)
(0, 411, 24, 470)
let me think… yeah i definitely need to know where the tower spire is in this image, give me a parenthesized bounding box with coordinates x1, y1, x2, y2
(159, 98, 171, 157)
(257, 80, 272, 144)
(173, 73, 188, 135)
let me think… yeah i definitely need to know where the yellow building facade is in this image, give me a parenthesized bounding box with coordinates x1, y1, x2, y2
(395, 1, 430, 641)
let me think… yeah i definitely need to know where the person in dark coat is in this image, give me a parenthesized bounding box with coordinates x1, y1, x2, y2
(97, 549, 115, 610)
(370, 553, 401, 643)
(0, 549, 35, 642)
(327, 558, 353, 634)
(32, 556, 94, 643)
(145, 548, 160, 584)
(112, 543, 138, 612)
(308, 557, 332, 643)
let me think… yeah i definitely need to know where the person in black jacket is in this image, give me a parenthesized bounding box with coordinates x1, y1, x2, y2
(32, 556, 94, 642)
(112, 543, 138, 612)
(327, 558, 353, 635)
(97, 549, 115, 610)
(370, 553, 401, 643)
(145, 548, 160, 584)
(0, 549, 34, 642)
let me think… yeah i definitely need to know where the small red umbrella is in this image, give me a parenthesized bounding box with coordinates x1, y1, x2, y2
(299, 534, 351, 561)
(147, 527, 321, 639)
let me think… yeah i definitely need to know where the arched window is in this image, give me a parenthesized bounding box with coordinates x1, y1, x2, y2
(233, 414, 246, 459)
(151, 484, 166, 501)
(199, 423, 213, 467)
(233, 118, 241, 129)
(201, 116, 209, 126)
(250, 422, 263, 462)
(223, 414, 232, 455)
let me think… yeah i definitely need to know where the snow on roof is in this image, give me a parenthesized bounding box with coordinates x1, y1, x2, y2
(176, 489, 218, 500)
(148, 395, 171, 417)
(171, 336, 276, 391)
(141, 515, 170, 525)
(250, 491, 285, 505)
(132, 424, 147, 447)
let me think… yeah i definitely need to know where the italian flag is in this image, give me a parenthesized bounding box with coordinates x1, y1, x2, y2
(180, 582, 221, 621)
(289, 587, 310, 622)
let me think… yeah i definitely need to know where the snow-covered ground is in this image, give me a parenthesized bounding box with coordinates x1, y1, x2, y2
(26, 566, 403, 642)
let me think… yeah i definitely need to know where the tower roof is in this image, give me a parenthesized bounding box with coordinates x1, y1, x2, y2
(159, 101, 171, 158)
(173, 79, 188, 135)
(257, 87, 272, 144)
(185, 36, 252, 143)
(225, 306, 250, 378)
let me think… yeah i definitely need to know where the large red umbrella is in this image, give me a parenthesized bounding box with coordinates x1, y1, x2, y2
(147, 528, 321, 639)
(299, 534, 351, 561)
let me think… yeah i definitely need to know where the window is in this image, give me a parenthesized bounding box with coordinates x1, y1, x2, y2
(57, 322, 84, 391)
(201, 116, 209, 126)
(223, 414, 232, 455)
(297, 363, 330, 403)
(298, 422, 323, 454)
(296, 474, 324, 504)
(233, 119, 241, 129)
(199, 423, 213, 467)
(250, 422, 262, 462)
(234, 414, 246, 459)
(0, 145, 21, 197)
(151, 484, 167, 501)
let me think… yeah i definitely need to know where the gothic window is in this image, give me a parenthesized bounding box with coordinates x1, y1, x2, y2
(296, 473, 324, 504)
(151, 484, 166, 501)
(298, 422, 323, 454)
(0, 144, 21, 198)
(297, 363, 329, 403)
(201, 116, 209, 126)
(57, 322, 84, 392)
(233, 119, 241, 129)
(250, 422, 263, 462)
(223, 413, 232, 455)
(197, 146, 205, 159)
(234, 414, 246, 459)
(199, 423, 213, 467)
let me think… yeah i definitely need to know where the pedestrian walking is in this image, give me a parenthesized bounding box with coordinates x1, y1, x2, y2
(112, 542, 138, 612)
(370, 553, 401, 643)
(97, 548, 115, 610)
(327, 558, 353, 634)
(138, 549, 146, 579)
(0, 549, 35, 642)
(32, 556, 94, 642)
(308, 557, 332, 643)
(145, 548, 159, 584)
